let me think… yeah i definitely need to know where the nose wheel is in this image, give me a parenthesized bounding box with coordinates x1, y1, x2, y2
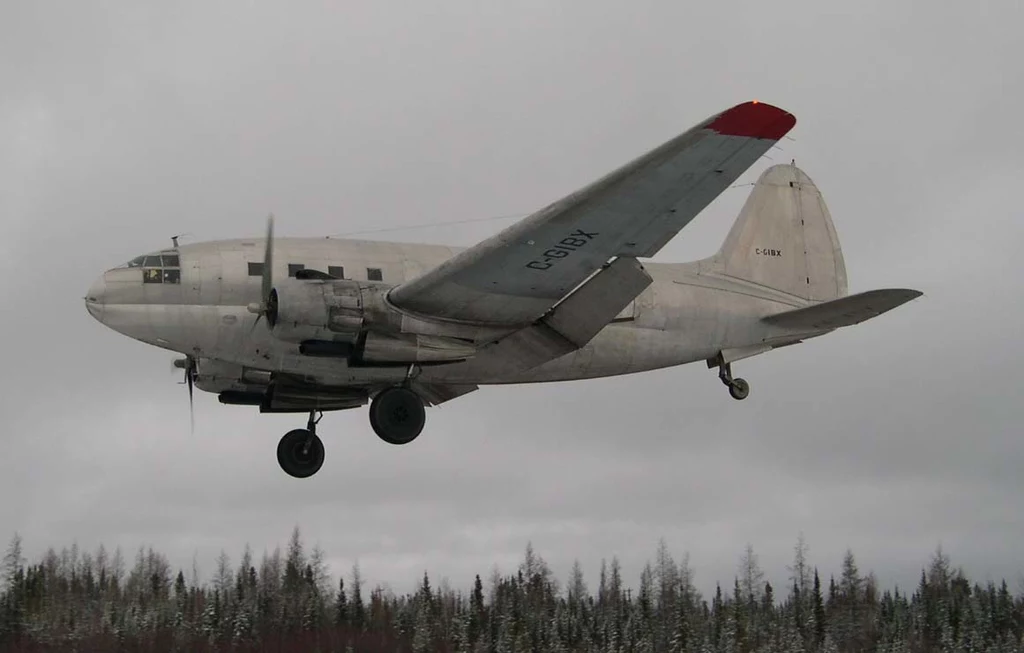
(277, 411, 325, 478)
(718, 362, 750, 401)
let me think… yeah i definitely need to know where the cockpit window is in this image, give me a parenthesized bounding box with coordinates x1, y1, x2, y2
(131, 249, 183, 284)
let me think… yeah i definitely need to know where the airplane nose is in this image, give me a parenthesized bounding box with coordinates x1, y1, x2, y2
(84, 274, 106, 322)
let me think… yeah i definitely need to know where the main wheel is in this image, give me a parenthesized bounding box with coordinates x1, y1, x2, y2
(277, 429, 325, 478)
(729, 378, 750, 401)
(369, 387, 425, 445)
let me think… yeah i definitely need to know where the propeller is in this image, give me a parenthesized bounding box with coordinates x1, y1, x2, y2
(173, 355, 197, 433)
(247, 214, 276, 332)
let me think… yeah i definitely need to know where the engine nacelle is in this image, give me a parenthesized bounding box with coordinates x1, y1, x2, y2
(267, 279, 475, 364)
(268, 279, 381, 345)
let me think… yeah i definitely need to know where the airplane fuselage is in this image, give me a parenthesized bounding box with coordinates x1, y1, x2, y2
(86, 237, 816, 395)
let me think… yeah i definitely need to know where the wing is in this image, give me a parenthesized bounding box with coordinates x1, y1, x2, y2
(390, 101, 796, 325)
(762, 289, 923, 331)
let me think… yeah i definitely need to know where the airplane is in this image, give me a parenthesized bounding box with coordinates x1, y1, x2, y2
(85, 101, 921, 478)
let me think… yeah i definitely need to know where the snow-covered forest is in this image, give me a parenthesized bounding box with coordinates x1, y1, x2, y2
(1, 530, 1021, 652)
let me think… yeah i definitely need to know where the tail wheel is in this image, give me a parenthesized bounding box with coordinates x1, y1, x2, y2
(369, 387, 425, 445)
(729, 378, 750, 401)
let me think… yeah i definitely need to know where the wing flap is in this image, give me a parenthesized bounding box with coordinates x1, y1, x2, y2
(389, 101, 796, 325)
(471, 256, 653, 373)
(762, 289, 922, 331)
(410, 382, 478, 407)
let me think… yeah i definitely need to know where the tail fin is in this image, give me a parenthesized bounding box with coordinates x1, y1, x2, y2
(713, 163, 847, 302)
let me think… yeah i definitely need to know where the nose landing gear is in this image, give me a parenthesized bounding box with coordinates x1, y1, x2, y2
(276, 411, 325, 478)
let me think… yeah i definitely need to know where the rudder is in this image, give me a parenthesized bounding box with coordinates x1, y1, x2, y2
(714, 163, 847, 301)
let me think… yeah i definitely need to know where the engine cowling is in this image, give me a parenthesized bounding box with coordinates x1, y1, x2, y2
(266, 279, 476, 364)
(268, 279, 374, 345)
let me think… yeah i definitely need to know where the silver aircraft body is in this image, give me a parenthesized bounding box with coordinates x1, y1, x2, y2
(85, 101, 921, 477)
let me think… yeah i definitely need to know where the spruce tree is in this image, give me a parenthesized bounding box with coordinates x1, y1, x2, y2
(813, 569, 825, 647)
(469, 573, 485, 646)
(350, 563, 365, 632)
(2, 534, 25, 593)
(335, 577, 348, 627)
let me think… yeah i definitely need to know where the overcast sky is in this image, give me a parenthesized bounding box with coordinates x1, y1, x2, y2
(2, 1, 1022, 598)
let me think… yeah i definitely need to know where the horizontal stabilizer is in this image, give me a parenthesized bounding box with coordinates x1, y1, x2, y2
(762, 289, 922, 331)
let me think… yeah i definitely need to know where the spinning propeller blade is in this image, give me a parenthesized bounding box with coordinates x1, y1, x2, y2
(262, 213, 274, 311)
(248, 213, 275, 332)
(174, 356, 197, 434)
(187, 363, 195, 434)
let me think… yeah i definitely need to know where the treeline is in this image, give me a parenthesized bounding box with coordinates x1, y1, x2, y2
(1, 530, 1021, 652)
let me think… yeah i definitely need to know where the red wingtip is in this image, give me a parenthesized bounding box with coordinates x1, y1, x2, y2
(706, 101, 796, 140)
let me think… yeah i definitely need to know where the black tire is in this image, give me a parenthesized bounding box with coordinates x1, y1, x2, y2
(369, 387, 425, 445)
(729, 378, 750, 401)
(277, 429, 325, 478)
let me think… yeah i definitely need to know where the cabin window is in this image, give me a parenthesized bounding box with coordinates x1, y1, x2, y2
(328, 265, 345, 279)
(248, 262, 264, 276)
(288, 263, 305, 277)
(143, 268, 163, 284)
(367, 267, 383, 281)
(163, 269, 181, 284)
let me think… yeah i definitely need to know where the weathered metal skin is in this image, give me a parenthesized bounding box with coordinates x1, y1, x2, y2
(84, 162, 918, 401)
(84, 238, 815, 388)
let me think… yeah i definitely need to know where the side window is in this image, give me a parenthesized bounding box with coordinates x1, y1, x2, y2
(143, 268, 163, 284)
(163, 269, 181, 284)
(367, 267, 383, 281)
(288, 263, 305, 277)
(248, 262, 264, 276)
(328, 265, 345, 279)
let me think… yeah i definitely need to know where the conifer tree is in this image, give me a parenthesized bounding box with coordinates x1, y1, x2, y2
(813, 568, 825, 647)
(469, 573, 486, 647)
(335, 577, 348, 627)
(350, 562, 365, 632)
(2, 534, 24, 593)
(655, 539, 679, 651)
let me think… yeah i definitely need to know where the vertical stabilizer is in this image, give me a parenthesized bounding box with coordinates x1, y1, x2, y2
(714, 164, 847, 301)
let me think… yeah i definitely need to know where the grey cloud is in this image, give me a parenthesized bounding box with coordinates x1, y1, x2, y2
(1, 0, 1022, 599)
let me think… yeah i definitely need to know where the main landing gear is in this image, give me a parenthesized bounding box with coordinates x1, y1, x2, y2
(277, 411, 325, 478)
(275, 387, 427, 478)
(718, 361, 751, 401)
(369, 387, 426, 445)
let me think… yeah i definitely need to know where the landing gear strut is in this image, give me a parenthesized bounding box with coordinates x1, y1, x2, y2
(369, 387, 426, 445)
(277, 411, 325, 478)
(718, 362, 750, 401)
